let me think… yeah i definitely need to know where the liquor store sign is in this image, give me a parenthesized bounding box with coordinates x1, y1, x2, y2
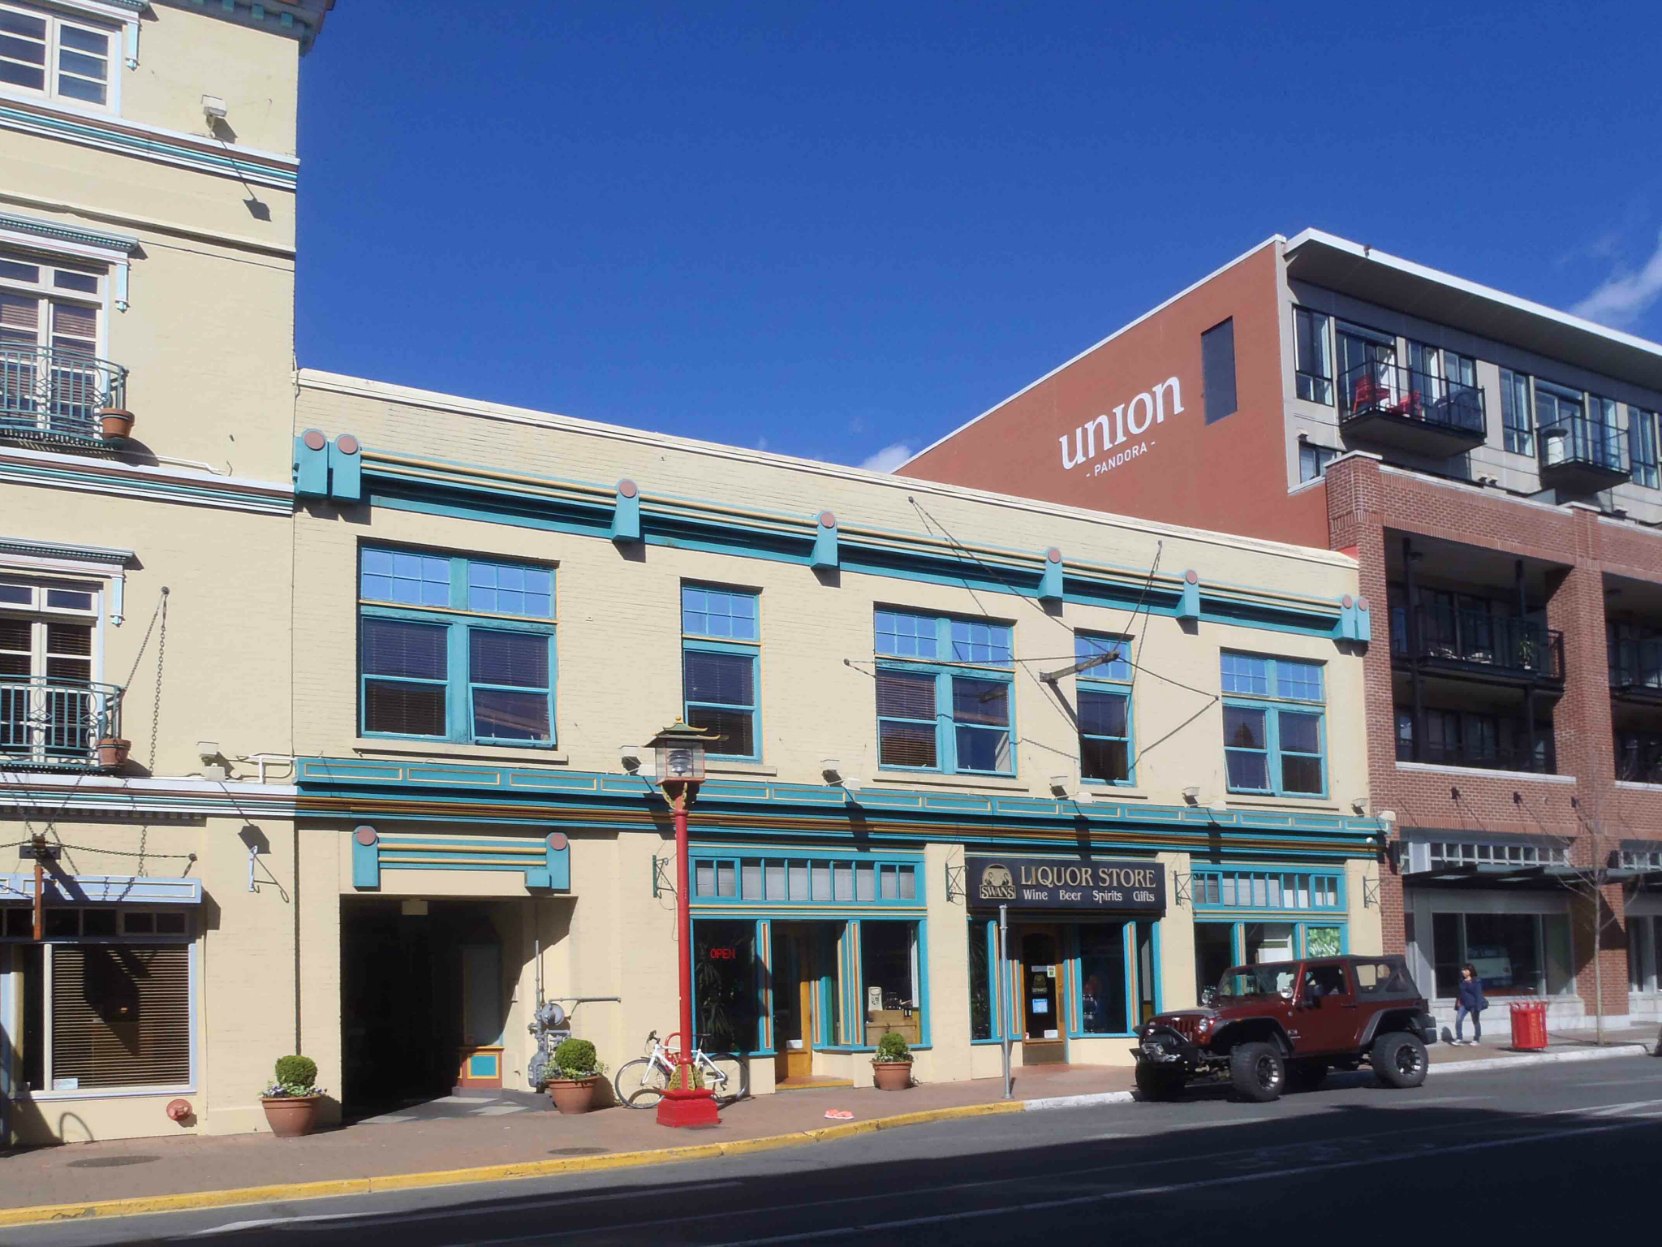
(966, 856, 1165, 913)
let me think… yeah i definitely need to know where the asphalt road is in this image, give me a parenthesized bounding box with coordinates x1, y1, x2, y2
(10, 1055, 1662, 1247)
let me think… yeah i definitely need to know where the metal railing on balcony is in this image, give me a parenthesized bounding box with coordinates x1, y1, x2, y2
(1396, 733, 1556, 774)
(1339, 360, 1486, 438)
(1538, 413, 1627, 477)
(0, 345, 127, 441)
(1610, 636, 1662, 697)
(1393, 606, 1564, 684)
(1617, 734, 1662, 785)
(0, 678, 123, 769)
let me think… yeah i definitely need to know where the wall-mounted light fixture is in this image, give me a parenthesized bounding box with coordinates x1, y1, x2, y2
(1182, 786, 1201, 805)
(1351, 796, 1369, 815)
(202, 94, 227, 122)
(822, 759, 842, 784)
(1048, 774, 1070, 797)
(619, 745, 644, 773)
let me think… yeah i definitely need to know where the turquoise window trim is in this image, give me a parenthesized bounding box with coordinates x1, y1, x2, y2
(683, 636, 761, 763)
(1076, 631, 1135, 788)
(688, 915, 772, 1058)
(1191, 866, 1347, 913)
(875, 609, 1016, 778)
(682, 584, 761, 761)
(689, 849, 924, 907)
(968, 915, 1003, 1043)
(1063, 918, 1161, 1040)
(1197, 918, 1350, 964)
(848, 916, 929, 1049)
(1220, 652, 1328, 800)
(874, 658, 1017, 778)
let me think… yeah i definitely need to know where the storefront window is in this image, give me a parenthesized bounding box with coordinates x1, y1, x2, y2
(694, 921, 759, 1053)
(1245, 921, 1296, 963)
(1078, 924, 1128, 1034)
(1304, 925, 1343, 957)
(1134, 923, 1156, 1025)
(968, 919, 994, 1040)
(860, 921, 921, 1045)
(1430, 910, 1575, 998)
(1195, 923, 1235, 992)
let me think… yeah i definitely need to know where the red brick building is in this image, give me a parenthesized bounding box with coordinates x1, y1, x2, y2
(902, 230, 1662, 1033)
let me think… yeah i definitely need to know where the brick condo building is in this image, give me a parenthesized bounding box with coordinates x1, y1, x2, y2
(902, 230, 1662, 1032)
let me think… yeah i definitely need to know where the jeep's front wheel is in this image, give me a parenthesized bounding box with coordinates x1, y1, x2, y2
(1229, 1041, 1285, 1102)
(1135, 1062, 1185, 1101)
(1371, 1032, 1429, 1088)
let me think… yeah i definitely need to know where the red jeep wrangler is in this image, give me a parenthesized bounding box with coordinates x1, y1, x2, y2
(1133, 954, 1437, 1102)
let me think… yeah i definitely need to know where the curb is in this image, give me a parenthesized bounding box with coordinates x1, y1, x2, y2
(1430, 1042, 1653, 1076)
(1024, 1090, 1136, 1111)
(0, 1100, 1025, 1230)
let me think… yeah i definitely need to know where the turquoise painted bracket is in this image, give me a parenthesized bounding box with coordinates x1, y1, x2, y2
(612, 480, 642, 543)
(329, 435, 362, 502)
(350, 826, 571, 891)
(1039, 548, 1063, 603)
(1338, 596, 1372, 644)
(812, 511, 839, 569)
(1179, 570, 1201, 621)
(294, 430, 329, 497)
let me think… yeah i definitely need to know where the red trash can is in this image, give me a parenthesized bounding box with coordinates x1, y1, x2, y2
(1508, 999, 1548, 1051)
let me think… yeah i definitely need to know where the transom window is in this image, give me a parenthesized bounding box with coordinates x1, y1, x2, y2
(0, 3, 115, 107)
(1220, 652, 1326, 797)
(682, 584, 760, 760)
(1075, 632, 1133, 786)
(1191, 868, 1343, 910)
(1425, 839, 1567, 869)
(358, 547, 556, 747)
(691, 854, 921, 905)
(875, 609, 1013, 775)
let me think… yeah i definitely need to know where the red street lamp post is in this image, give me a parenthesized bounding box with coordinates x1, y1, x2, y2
(650, 720, 721, 1128)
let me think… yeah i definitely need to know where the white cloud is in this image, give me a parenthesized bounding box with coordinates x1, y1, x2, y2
(1572, 229, 1662, 329)
(858, 442, 915, 474)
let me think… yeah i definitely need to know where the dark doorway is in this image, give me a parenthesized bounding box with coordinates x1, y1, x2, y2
(340, 899, 505, 1115)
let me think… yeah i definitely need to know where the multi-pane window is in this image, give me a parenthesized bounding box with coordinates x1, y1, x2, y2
(358, 547, 556, 746)
(874, 609, 1013, 774)
(1298, 441, 1339, 483)
(0, 575, 105, 766)
(1075, 632, 1132, 785)
(682, 584, 759, 760)
(1, 252, 105, 435)
(0, 4, 115, 106)
(1500, 368, 1533, 455)
(1220, 652, 1326, 796)
(692, 854, 920, 904)
(1293, 307, 1332, 404)
(1630, 407, 1659, 489)
(1406, 340, 1476, 403)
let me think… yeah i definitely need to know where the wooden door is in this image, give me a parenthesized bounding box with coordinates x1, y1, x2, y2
(774, 929, 815, 1082)
(1021, 929, 1066, 1064)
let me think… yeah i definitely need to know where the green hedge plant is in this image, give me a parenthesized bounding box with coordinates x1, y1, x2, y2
(265, 1054, 322, 1098)
(544, 1037, 605, 1082)
(873, 1032, 913, 1064)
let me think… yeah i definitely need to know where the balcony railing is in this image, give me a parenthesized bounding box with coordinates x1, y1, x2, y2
(1538, 413, 1628, 493)
(1610, 637, 1662, 701)
(1617, 734, 1662, 785)
(1396, 733, 1555, 774)
(0, 346, 127, 442)
(1392, 606, 1564, 686)
(0, 678, 123, 769)
(1339, 360, 1486, 456)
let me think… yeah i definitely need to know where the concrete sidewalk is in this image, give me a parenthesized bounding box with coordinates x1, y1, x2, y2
(2, 1031, 1655, 1226)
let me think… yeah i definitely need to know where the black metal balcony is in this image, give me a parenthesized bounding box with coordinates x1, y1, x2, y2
(1396, 732, 1555, 775)
(1538, 413, 1628, 493)
(1339, 360, 1486, 457)
(0, 678, 124, 770)
(1392, 606, 1564, 688)
(1610, 637, 1662, 703)
(0, 346, 128, 444)
(1617, 733, 1662, 784)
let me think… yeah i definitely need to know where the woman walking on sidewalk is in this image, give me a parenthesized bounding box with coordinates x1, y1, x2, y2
(1455, 964, 1487, 1045)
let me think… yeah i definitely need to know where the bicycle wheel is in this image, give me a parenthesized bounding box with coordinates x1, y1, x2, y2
(703, 1052, 749, 1106)
(614, 1057, 668, 1109)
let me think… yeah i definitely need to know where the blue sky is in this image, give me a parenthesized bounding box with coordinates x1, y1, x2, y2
(296, 1, 1662, 472)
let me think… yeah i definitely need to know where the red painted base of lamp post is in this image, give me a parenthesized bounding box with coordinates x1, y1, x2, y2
(656, 1085, 721, 1128)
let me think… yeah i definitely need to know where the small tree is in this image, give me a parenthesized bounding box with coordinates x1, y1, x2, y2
(544, 1038, 604, 1082)
(873, 1032, 912, 1064)
(269, 1055, 319, 1097)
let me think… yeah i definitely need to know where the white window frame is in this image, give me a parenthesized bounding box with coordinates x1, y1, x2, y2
(0, 1, 127, 114)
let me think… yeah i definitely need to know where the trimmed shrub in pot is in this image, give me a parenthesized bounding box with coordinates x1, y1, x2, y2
(871, 1031, 913, 1091)
(261, 1054, 324, 1137)
(544, 1038, 606, 1114)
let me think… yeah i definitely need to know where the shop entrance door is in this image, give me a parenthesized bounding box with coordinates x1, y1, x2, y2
(1020, 929, 1066, 1065)
(773, 925, 817, 1083)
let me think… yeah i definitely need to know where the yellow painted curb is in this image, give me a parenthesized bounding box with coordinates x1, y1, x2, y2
(0, 1099, 1027, 1229)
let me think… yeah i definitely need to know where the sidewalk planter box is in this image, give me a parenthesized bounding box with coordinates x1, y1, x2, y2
(547, 1077, 599, 1115)
(261, 1095, 322, 1137)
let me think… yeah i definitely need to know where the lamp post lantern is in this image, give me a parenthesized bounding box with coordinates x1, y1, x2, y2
(648, 719, 721, 1127)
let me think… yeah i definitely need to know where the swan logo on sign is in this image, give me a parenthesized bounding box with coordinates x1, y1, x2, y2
(977, 863, 1016, 901)
(1058, 376, 1184, 477)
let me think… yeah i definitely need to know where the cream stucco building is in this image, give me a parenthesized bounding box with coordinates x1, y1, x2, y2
(1, 0, 1383, 1147)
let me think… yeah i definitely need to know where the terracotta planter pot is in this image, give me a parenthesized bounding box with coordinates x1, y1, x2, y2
(96, 737, 130, 769)
(547, 1076, 599, 1114)
(98, 408, 135, 440)
(261, 1094, 321, 1137)
(872, 1061, 913, 1091)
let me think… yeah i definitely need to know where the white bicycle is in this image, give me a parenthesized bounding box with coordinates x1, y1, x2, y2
(613, 1030, 748, 1108)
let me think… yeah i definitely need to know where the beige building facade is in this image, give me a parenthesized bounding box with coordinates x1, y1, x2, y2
(1, 0, 1383, 1146)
